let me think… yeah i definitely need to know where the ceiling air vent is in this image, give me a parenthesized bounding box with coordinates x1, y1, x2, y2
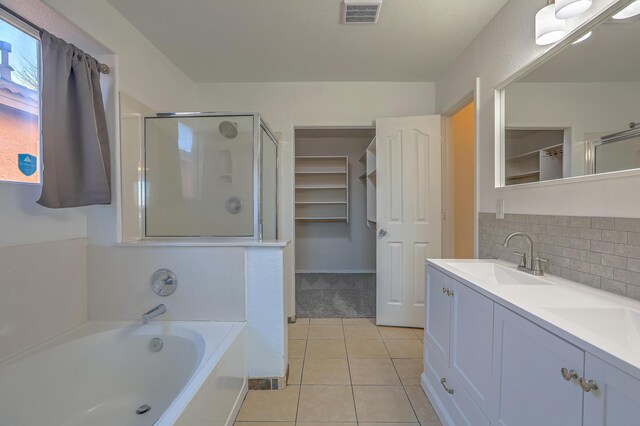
(342, 0, 383, 24)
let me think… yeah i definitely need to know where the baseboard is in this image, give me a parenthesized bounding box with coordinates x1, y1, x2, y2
(295, 269, 376, 274)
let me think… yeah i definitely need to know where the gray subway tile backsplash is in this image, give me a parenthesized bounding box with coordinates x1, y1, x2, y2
(478, 213, 640, 301)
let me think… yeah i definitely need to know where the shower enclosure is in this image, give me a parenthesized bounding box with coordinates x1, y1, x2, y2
(143, 113, 278, 240)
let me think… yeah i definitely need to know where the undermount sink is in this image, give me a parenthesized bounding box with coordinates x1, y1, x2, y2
(446, 262, 552, 286)
(543, 306, 640, 352)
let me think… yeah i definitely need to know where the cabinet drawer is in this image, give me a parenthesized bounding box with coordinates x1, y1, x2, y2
(424, 341, 490, 426)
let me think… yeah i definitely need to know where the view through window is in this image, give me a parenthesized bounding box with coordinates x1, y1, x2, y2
(0, 14, 39, 184)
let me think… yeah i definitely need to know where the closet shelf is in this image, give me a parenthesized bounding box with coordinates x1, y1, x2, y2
(295, 201, 347, 205)
(295, 185, 347, 189)
(295, 171, 347, 174)
(295, 217, 348, 222)
(506, 170, 540, 180)
(295, 156, 349, 223)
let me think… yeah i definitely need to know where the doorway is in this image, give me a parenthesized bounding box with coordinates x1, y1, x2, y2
(294, 127, 377, 318)
(444, 100, 476, 258)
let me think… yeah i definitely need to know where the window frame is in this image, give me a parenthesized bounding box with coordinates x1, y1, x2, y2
(0, 8, 42, 186)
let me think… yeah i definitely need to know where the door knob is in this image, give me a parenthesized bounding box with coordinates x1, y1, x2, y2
(378, 229, 387, 237)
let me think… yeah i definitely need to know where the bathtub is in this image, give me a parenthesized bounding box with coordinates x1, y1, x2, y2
(0, 321, 247, 426)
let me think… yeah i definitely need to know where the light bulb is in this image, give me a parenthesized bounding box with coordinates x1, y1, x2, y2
(572, 31, 592, 44)
(536, 3, 567, 46)
(612, 1, 640, 20)
(555, 0, 593, 19)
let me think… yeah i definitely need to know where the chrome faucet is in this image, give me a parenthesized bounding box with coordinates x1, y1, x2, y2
(503, 232, 547, 276)
(142, 304, 166, 324)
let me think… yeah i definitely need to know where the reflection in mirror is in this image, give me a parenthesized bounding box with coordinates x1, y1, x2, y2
(500, 9, 640, 186)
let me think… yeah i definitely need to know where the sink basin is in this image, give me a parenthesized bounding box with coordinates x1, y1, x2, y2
(543, 306, 640, 352)
(446, 262, 552, 286)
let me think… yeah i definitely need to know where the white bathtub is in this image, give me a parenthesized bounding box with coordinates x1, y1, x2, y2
(0, 321, 247, 426)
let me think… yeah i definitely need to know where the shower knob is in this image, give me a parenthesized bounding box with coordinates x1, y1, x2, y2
(226, 196, 243, 214)
(151, 269, 177, 296)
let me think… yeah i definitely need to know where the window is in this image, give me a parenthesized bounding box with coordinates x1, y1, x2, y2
(0, 12, 40, 184)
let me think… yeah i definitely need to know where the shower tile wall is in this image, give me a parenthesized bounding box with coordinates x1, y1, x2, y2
(296, 273, 376, 318)
(479, 213, 640, 300)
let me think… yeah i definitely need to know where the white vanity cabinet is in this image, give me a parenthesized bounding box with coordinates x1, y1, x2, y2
(583, 353, 640, 425)
(424, 266, 494, 425)
(425, 261, 640, 426)
(492, 304, 585, 426)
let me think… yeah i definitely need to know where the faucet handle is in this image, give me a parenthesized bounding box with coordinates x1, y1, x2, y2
(513, 251, 527, 268)
(534, 256, 548, 275)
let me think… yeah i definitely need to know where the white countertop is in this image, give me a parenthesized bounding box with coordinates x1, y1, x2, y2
(428, 258, 640, 379)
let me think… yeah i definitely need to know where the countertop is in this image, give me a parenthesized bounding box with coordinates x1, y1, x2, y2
(428, 258, 640, 379)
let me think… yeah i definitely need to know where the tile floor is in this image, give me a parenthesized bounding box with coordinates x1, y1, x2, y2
(235, 318, 442, 426)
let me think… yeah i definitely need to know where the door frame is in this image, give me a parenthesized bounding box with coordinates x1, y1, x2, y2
(289, 123, 376, 321)
(441, 78, 480, 258)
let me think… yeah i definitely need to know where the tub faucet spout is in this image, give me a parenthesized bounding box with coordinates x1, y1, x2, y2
(142, 304, 166, 324)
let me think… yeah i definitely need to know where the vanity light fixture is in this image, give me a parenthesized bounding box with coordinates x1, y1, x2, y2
(612, 0, 640, 20)
(572, 30, 592, 44)
(536, 0, 567, 46)
(555, 0, 592, 19)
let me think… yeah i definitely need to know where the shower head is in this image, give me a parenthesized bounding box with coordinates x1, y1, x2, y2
(219, 121, 238, 139)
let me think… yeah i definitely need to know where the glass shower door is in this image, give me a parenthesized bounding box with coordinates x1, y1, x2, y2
(144, 115, 255, 237)
(260, 127, 278, 240)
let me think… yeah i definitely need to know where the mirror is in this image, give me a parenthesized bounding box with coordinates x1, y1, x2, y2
(499, 9, 640, 186)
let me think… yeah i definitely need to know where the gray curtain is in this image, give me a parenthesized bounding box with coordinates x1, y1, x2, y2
(37, 31, 111, 208)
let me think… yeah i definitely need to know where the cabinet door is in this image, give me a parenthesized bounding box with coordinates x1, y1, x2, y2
(492, 305, 584, 426)
(583, 353, 640, 426)
(425, 266, 452, 363)
(450, 280, 494, 416)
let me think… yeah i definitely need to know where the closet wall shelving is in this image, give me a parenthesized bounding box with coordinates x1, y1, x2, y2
(505, 143, 563, 185)
(295, 156, 349, 222)
(359, 138, 377, 228)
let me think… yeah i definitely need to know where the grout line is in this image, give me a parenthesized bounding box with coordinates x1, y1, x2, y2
(341, 317, 359, 425)
(381, 330, 421, 425)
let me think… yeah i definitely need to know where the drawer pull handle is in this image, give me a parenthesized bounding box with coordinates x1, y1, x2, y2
(440, 378, 454, 395)
(561, 368, 578, 381)
(579, 378, 598, 392)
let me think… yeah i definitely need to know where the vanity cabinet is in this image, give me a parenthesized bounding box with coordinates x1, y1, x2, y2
(424, 267, 494, 424)
(492, 304, 584, 426)
(424, 263, 640, 426)
(583, 353, 640, 425)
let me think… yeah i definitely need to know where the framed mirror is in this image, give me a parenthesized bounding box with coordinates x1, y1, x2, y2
(497, 5, 640, 187)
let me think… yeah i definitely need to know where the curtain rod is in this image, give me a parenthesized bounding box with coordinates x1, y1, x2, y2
(0, 3, 110, 74)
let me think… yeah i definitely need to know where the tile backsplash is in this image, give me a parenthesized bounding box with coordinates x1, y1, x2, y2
(479, 213, 640, 300)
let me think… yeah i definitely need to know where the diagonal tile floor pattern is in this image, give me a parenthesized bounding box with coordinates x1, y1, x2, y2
(235, 318, 442, 426)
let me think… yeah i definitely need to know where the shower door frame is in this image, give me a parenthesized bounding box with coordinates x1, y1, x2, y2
(139, 112, 278, 241)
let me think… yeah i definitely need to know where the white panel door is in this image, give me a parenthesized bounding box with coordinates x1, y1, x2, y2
(376, 115, 441, 327)
(491, 305, 584, 426)
(583, 353, 640, 426)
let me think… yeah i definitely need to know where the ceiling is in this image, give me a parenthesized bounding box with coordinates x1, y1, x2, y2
(106, 0, 509, 83)
(522, 17, 640, 83)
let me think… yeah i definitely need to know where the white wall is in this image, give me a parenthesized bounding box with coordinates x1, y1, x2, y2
(194, 82, 436, 316)
(435, 0, 640, 218)
(0, 239, 87, 361)
(87, 246, 246, 321)
(295, 137, 376, 272)
(42, 0, 198, 246)
(506, 82, 640, 176)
